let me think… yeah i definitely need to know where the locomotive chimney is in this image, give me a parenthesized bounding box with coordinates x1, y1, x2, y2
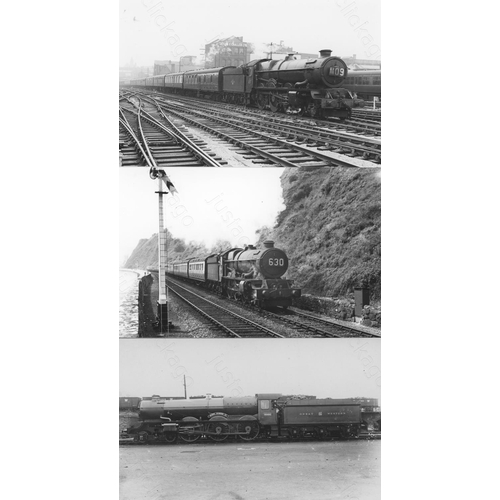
(263, 240, 275, 248)
(319, 49, 332, 57)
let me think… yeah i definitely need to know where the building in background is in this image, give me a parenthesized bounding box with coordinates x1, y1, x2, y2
(154, 56, 202, 75)
(205, 36, 253, 68)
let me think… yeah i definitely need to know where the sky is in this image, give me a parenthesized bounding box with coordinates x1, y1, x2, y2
(119, 167, 286, 264)
(119, 0, 381, 67)
(120, 338, 381, 401)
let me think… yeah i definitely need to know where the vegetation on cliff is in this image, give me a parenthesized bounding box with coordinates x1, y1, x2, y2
(257, 167, 381, 301)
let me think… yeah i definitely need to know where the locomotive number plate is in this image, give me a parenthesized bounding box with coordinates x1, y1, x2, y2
(329, 66, 345, 76)
(268, 258, 285, 266)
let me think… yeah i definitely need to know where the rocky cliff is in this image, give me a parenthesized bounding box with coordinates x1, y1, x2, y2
(257, 166, 381, 301)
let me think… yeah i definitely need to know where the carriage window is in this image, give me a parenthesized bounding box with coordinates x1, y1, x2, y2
(260, 400, 270, 410)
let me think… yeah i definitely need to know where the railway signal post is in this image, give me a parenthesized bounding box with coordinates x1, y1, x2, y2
(150, 167, 177, 333)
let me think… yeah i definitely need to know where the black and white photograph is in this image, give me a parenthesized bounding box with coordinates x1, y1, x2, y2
(119, 0, 381, 169)
(120, 167, 381, 338)
(120, 339, 381, 499)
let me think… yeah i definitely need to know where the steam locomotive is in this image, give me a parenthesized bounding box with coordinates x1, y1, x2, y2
(167, 240, 301, 308)
(130, 49, 353, 120)
(123, 393, 381, 444)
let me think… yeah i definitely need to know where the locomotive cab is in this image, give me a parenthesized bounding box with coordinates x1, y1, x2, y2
(256, 394, 281, 437)
(257, 397, 279, 426)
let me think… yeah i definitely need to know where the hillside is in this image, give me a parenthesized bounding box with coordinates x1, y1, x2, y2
(125, 166, 381, 302)
(256, 167, 381, 301)
(124, 232, 231, 270)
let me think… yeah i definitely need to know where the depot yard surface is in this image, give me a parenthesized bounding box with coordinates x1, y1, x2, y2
(119, 440, 380, 500)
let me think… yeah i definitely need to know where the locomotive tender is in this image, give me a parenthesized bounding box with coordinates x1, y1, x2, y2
(130, 49, 353, 120)
(123, 393, 381, 444)
(167, 240, 301, 308)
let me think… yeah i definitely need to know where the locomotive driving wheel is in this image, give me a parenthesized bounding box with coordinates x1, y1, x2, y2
(238, 421, 260, 441)
(179, 417, 202, 443)
(207, 422, 229, 441)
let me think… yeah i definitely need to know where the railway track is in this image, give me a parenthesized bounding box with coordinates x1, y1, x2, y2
(134, 94, 378, 168)
(351, 108, 381, 123)
(149, 91, 381, 138)
(167, 275, 380, 338)
(166, 280, 285, 338)
(268, 308, 380, 338)
(141, 92, 381, 164)
(119, 96, 226, 167)
(235, 302, 379, 338)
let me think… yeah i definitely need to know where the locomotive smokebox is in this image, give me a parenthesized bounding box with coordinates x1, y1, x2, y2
(319, 49, 333, 57)
(229, 244, 289, 279)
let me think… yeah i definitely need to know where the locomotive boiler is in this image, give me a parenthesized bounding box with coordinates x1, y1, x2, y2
(256, 50, 348, 88)
(126, 394, 261, 443)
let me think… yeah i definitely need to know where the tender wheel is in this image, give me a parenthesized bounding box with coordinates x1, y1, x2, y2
(317, 427, 330, 440)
